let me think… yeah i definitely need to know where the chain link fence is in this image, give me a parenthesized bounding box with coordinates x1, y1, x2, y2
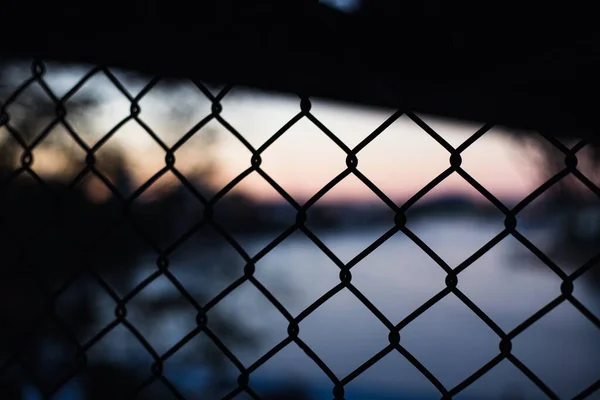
(0, 59, 599, 400)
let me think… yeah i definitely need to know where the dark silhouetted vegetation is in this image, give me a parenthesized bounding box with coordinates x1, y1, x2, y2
(512, 132, 600, 284)
(0, 64, 271, 398)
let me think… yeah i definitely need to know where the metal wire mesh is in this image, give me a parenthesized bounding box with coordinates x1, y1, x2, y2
(0, 59, 599, 400)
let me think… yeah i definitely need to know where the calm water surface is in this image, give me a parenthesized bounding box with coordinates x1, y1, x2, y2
(94, 217, 600, 399)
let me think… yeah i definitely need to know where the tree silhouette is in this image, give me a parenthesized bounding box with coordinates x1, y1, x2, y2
(0, 62, 260, 398)
(510, 130, 600, 284)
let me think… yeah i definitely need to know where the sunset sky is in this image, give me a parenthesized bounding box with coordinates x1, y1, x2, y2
(9, 65, 544, 204)
(203, 92, 542, 203)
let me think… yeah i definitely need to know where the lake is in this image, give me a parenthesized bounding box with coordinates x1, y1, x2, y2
(88, 216, 600, 400)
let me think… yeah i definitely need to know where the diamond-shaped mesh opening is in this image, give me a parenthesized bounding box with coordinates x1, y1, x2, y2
(2, 82, 55, 146)
(298, 288, 390, 378)
(173, 118, 226, 187)
(402, 294, 500, 389)
(59, 174, 123, 247)
(212, 171, 297, 253)
(459, 126, 541, 202)
(29, 124, 87, 182)
(137, 78, 213, 148)
(511, 226, 573, 277)
(125, 275, 199, 355)
(356, 113, 452, 200)
(457, 235, 562, 331)
(54, 274, 117, 345)
(350, 231, 447, 323)
(63, 71, 131, 147)
(206, 281, 288, 366)
(259, 118, 347, 203)
(512, 302, 600, 399)
(92, 123, 165, 199)
(84, 323, 157, 390)
(304, 173, 396, 263)
(167, 228, 246, 302)
(128, 172, 205, 249)
(405, 173, 507, 268)
(254, 230, 340, 316)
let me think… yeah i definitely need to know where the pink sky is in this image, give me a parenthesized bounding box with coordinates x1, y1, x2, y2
(95, 90, 541, 204)
(34, 70, 543, 204)
(190, 91, 541, 204)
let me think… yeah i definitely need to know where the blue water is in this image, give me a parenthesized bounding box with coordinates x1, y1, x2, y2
(57, 217, 600, 399)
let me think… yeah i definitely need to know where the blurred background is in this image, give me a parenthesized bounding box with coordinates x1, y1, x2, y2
(0, 60, 599, 400)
